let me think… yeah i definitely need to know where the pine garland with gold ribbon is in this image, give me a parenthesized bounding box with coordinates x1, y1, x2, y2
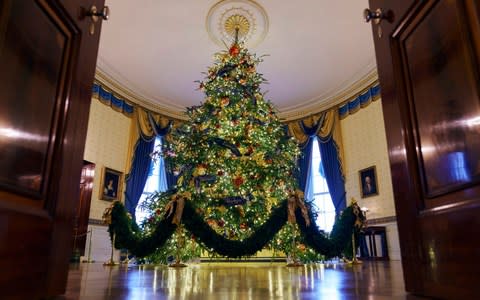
(296, 201, 366, 258)
(108, 197, 365, 259)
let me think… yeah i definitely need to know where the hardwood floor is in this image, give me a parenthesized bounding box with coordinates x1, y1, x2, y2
(58, 261, 431, 299)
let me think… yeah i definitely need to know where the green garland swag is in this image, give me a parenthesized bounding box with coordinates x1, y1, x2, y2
(108, 199, 364, 259)
(109, 202, 177, 257)
(296, 203, 364, 258)
(182, 197, 288, 257)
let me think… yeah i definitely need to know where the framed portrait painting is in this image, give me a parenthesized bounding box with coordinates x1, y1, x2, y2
(101, 167, 122, 201)
(359, 166, 378, 198)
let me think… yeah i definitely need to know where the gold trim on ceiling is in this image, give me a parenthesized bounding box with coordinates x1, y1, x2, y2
(94, 69, 188, 121)
(95, 67, 378, 123)
(206, 0, 268, 48)
(278, 68, 379, 121)
(224, 14, 251, 39)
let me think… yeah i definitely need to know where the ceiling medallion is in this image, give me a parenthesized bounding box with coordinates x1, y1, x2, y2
(206, 0, 269, 48)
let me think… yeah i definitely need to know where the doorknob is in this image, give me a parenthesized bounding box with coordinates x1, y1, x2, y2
(364, 8, 392, 39)
(86, 5, 110, 21)
(85, 5, 110, 35)
(364, 8, 385, 24)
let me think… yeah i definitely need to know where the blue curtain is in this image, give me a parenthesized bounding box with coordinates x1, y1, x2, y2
(296, 138, 314, 194)
(124, 112, 172, 220)
(164, 158, 177, 190)
(124, 138, 155, 220)
(295, 119, 322, 194)
(149, 113, 176, 190)
(318, 134, 346, 214)
(289, 111, 346, 214)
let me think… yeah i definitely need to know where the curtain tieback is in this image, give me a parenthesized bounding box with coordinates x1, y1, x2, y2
(349, 197, 367, 229)
(287, 190, 311, 227)
(102, 200, 124, 225)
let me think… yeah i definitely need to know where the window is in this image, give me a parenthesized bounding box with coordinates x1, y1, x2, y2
(135, 137, 168, 225)
(307, 137, 336, 232)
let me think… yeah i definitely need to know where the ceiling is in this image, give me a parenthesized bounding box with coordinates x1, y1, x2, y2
(95, 0, 377, 120)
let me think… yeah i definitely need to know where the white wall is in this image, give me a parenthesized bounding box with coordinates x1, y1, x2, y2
(82, 224, 120, 263)
(82, 99, 132, 262)
(340, 100, 401, 260)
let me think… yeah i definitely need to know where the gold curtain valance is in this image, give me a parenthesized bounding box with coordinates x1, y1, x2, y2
(286, 109, 345, 177)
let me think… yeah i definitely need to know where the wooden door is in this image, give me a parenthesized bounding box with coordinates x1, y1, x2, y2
(0, 0, 105, 298)
(73, 161, 95, 258)
(367, 0, 480, 298)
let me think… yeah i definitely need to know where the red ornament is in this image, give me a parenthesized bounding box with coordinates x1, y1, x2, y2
(155, 208, 162, 215)
(233, 176, 244, 187)
(217, 170, 224, 176)
(229, 44, 240, 56)
(217, 219, 225, 227)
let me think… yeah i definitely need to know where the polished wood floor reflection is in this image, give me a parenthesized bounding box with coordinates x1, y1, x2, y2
(59, 261, 431, 299)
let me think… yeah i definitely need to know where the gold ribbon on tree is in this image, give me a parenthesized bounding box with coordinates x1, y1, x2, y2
(164, 192, 191, 225)
(287, 190, 311, 227)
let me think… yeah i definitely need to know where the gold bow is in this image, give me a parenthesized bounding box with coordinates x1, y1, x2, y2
(287, 190, 310, 227)
(165, 192, 190, 225)
(350, 197, 367, 229)
(102, 200, 120, 225)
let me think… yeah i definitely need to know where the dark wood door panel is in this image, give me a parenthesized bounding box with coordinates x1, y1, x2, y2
(418, 203, 480, 299)
(0, 208, 51, 298)
(0, 0, 73, 201)
(0, 0, 104, 297)
(369, 0, 480, 298)
(399, 0, 480, 200)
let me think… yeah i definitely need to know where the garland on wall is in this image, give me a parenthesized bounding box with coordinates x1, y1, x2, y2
(106, 197, 365, 259)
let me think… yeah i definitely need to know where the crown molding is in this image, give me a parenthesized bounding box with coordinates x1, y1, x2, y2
(95, 67, 378, 122)
(278, 67, 379, 121)
(94, 69, 188, 120)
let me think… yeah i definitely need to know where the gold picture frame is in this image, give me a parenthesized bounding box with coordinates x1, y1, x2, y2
(359, 166, 378, 198)
(100, 167, 123, 201)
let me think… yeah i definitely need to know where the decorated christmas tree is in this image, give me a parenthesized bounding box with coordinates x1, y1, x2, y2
(139, 38, 309, 261)
(106, 33, 365, 265)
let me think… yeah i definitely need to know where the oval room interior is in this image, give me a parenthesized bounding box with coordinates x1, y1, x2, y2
(1, 0, 479, 299)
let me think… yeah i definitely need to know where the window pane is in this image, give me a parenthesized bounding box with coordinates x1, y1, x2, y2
(309, 137, 336, 232)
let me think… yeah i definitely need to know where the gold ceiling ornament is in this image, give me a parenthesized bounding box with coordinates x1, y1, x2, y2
(206, 0, 269, 48)
(224, 14, 250, 40)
